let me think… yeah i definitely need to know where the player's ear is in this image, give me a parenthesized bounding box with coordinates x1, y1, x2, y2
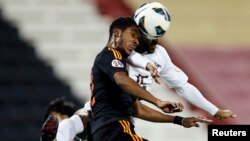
(113, 28, 121, 46)
(113, 28, 121, 38)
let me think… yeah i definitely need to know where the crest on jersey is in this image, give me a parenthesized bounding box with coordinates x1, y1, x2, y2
(111, 59, 124, 68)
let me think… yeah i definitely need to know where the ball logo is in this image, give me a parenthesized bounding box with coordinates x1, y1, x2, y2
(111, 59, 124, 68)
(134, 2, 171, 39)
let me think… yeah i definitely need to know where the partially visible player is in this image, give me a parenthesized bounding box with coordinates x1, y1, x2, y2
(40, 97, 91, 141)
(127, 2, 236, 121)
(44, 97, 77, 122)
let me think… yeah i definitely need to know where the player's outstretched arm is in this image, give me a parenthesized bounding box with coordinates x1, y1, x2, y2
(175, 83, 236, 121)
(132, 99, 212, 128)
(113, 71, 182, 113)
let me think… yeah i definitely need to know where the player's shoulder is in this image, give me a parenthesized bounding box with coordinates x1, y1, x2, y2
(96, 47, 123, 61)
(105, 47, 123, 60)
(155, 45, 170, 57)
(155, 44, 167, 52)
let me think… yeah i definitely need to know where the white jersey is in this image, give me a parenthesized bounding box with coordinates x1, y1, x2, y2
(56, 102, 91, 141)
(127, 45, 188, 90)
(127, 45, 219, 115)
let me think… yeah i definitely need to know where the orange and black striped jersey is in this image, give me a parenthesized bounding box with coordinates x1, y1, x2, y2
(89, 47, 136, 134)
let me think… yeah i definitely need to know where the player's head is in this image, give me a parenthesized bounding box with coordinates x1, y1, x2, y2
(108, 17, 140, 55)
(44, 97, 77, 122)
(133, 2, 170, 53)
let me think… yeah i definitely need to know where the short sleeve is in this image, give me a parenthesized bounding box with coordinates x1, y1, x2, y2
(95, 49, 127, 80)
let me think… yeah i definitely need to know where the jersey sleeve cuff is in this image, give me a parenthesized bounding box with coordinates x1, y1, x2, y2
(210, 107, 219, 116)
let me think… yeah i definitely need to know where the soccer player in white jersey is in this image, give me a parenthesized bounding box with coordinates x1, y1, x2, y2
(41, 100, 91, 141)
(55, 101, 91, 141)
(127, 35, 236, 120)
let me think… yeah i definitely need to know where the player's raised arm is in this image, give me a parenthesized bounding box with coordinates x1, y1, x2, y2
(132, 99, 212, 128)
(113, 71, 183, 113)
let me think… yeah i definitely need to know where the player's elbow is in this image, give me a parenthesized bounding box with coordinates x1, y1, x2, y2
(132, 100, 143, 118)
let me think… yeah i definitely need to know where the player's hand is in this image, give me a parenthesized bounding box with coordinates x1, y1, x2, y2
(214, 109, 236, 122)
(157, 100, 184, 113)
(146, 62, 161, 84)
(182, 116, 213, 128)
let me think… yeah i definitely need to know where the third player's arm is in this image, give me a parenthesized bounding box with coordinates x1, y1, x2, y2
(132, 99, 174, 122)
(132, 99, 212, 128)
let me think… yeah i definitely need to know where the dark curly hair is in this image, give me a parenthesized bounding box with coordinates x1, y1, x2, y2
(44, 97, 77, 120)
(108, 16, 137, 41)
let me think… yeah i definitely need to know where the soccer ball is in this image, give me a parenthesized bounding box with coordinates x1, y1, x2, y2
(134, 2, 171, 39)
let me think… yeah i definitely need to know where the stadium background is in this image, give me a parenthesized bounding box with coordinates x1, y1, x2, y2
(0, 0, 249, 140)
